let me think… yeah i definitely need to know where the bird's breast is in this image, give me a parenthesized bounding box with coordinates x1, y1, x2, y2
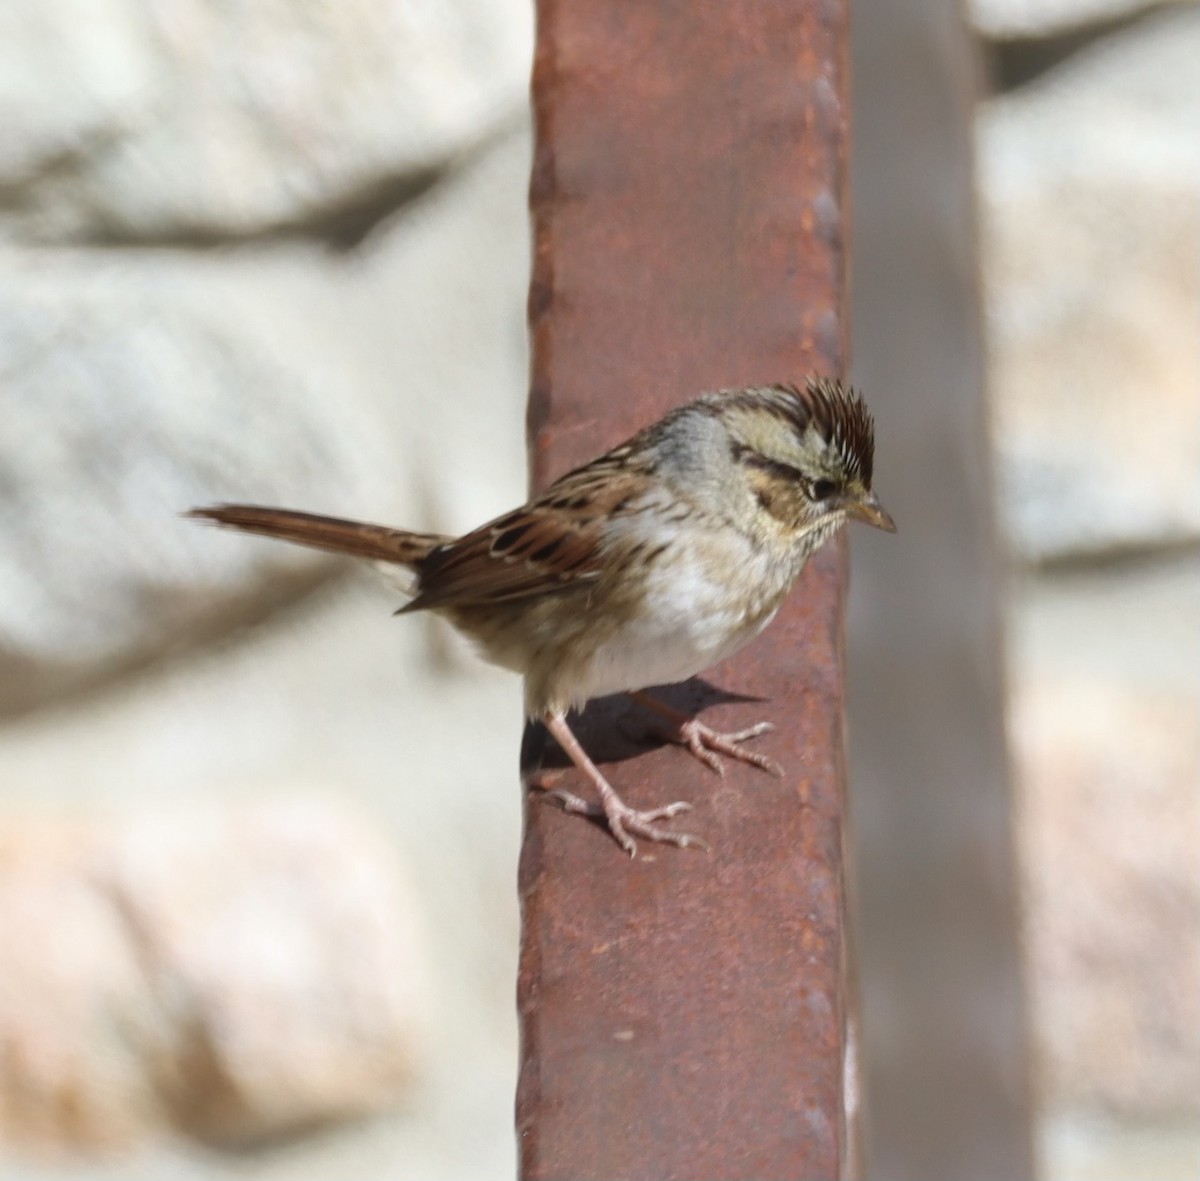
(564, 528, 796, 706)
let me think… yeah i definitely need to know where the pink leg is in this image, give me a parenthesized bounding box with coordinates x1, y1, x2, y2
(538, 712, 707, 857)
(628, 691, 783, 778)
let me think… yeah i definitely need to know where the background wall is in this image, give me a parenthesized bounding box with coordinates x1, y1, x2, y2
(851, 0, 1198, 1178)
(976, 2, 1200, 1177)
(0, 2, 1195, 1179)
(1, 4, 533, 1178)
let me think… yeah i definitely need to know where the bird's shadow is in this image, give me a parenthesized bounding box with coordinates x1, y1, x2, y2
(519, 678, 766, 781)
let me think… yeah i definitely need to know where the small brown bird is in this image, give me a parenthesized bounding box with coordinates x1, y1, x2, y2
(188, 377, 894, 855)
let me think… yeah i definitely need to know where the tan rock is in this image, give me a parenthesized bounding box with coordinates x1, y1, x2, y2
(0, 820, 166, 1149)
(1014, 677, 1200, 1117)
(0, 798, 429, 1151)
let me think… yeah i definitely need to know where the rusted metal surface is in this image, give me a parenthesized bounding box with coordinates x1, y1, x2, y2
(517, 2, 853, 1178)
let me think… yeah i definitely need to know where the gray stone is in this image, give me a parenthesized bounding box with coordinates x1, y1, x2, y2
(0, 250, 390, 714)
(979, 6, 1200, 562)
(969, 0, 1192, 39)
(0, 123, 532, 715)
(0, 0, 152, 189)
(1, 0, 533, 242)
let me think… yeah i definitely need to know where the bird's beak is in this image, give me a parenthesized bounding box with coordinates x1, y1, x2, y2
(844, 491, 897, 533)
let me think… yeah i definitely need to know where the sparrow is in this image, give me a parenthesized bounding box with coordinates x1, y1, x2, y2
(187, 376, 894, 855)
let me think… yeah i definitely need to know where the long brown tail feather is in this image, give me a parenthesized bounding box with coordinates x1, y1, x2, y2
(185, 505, 449, 568)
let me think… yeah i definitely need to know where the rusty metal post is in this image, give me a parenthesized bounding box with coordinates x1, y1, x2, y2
(517, 2, 853, 1178)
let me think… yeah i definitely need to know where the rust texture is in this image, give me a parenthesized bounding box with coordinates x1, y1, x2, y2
(517, 1, 853, 1178)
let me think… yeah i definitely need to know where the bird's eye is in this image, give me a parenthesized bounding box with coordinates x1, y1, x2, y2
(811, 479, 837, 500)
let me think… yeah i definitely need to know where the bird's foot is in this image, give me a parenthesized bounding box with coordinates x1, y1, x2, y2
(671, 717, 782, 778)
(538, 711, 708, 856)
(543, 788, 706, 857)
(628, 691, 783, 778)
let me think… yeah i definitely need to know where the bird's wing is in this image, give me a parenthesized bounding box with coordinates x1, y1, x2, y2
(401, 462, 659, 613)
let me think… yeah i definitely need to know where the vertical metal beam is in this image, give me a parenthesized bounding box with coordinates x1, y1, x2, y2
(517, 2, 853, 1178)
(848, 1, 1036, 1176)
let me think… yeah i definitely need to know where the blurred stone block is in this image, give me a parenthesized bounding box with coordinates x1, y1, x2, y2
(0, 819, 164, 1149)
(1016, 679, 1200, 1116)
(0, 0, 533, 242)
(0, 258, 386, 714)
(0, 123, 532, 715)
(1012, 559, 1200, 1121)
(0, 0, 152, 189)
(980, 6, 1200, 562)
(0, 797, 429, 1151)
(969, 0, 1191, 39)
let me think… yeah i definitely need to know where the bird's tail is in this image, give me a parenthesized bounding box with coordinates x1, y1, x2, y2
(185, 504, 449, 568)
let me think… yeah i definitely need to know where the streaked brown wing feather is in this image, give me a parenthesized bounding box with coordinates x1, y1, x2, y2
(400, 463, 653, 613)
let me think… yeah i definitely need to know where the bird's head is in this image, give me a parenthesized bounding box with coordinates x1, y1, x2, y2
(711, 377, 896, 543)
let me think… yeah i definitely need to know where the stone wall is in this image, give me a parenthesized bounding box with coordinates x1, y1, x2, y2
(1, 4, 533, 1178)
(975, 0, 1200, 1176)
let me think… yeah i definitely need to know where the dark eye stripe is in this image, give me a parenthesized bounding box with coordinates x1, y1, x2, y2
(743, 455, 806, 483)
